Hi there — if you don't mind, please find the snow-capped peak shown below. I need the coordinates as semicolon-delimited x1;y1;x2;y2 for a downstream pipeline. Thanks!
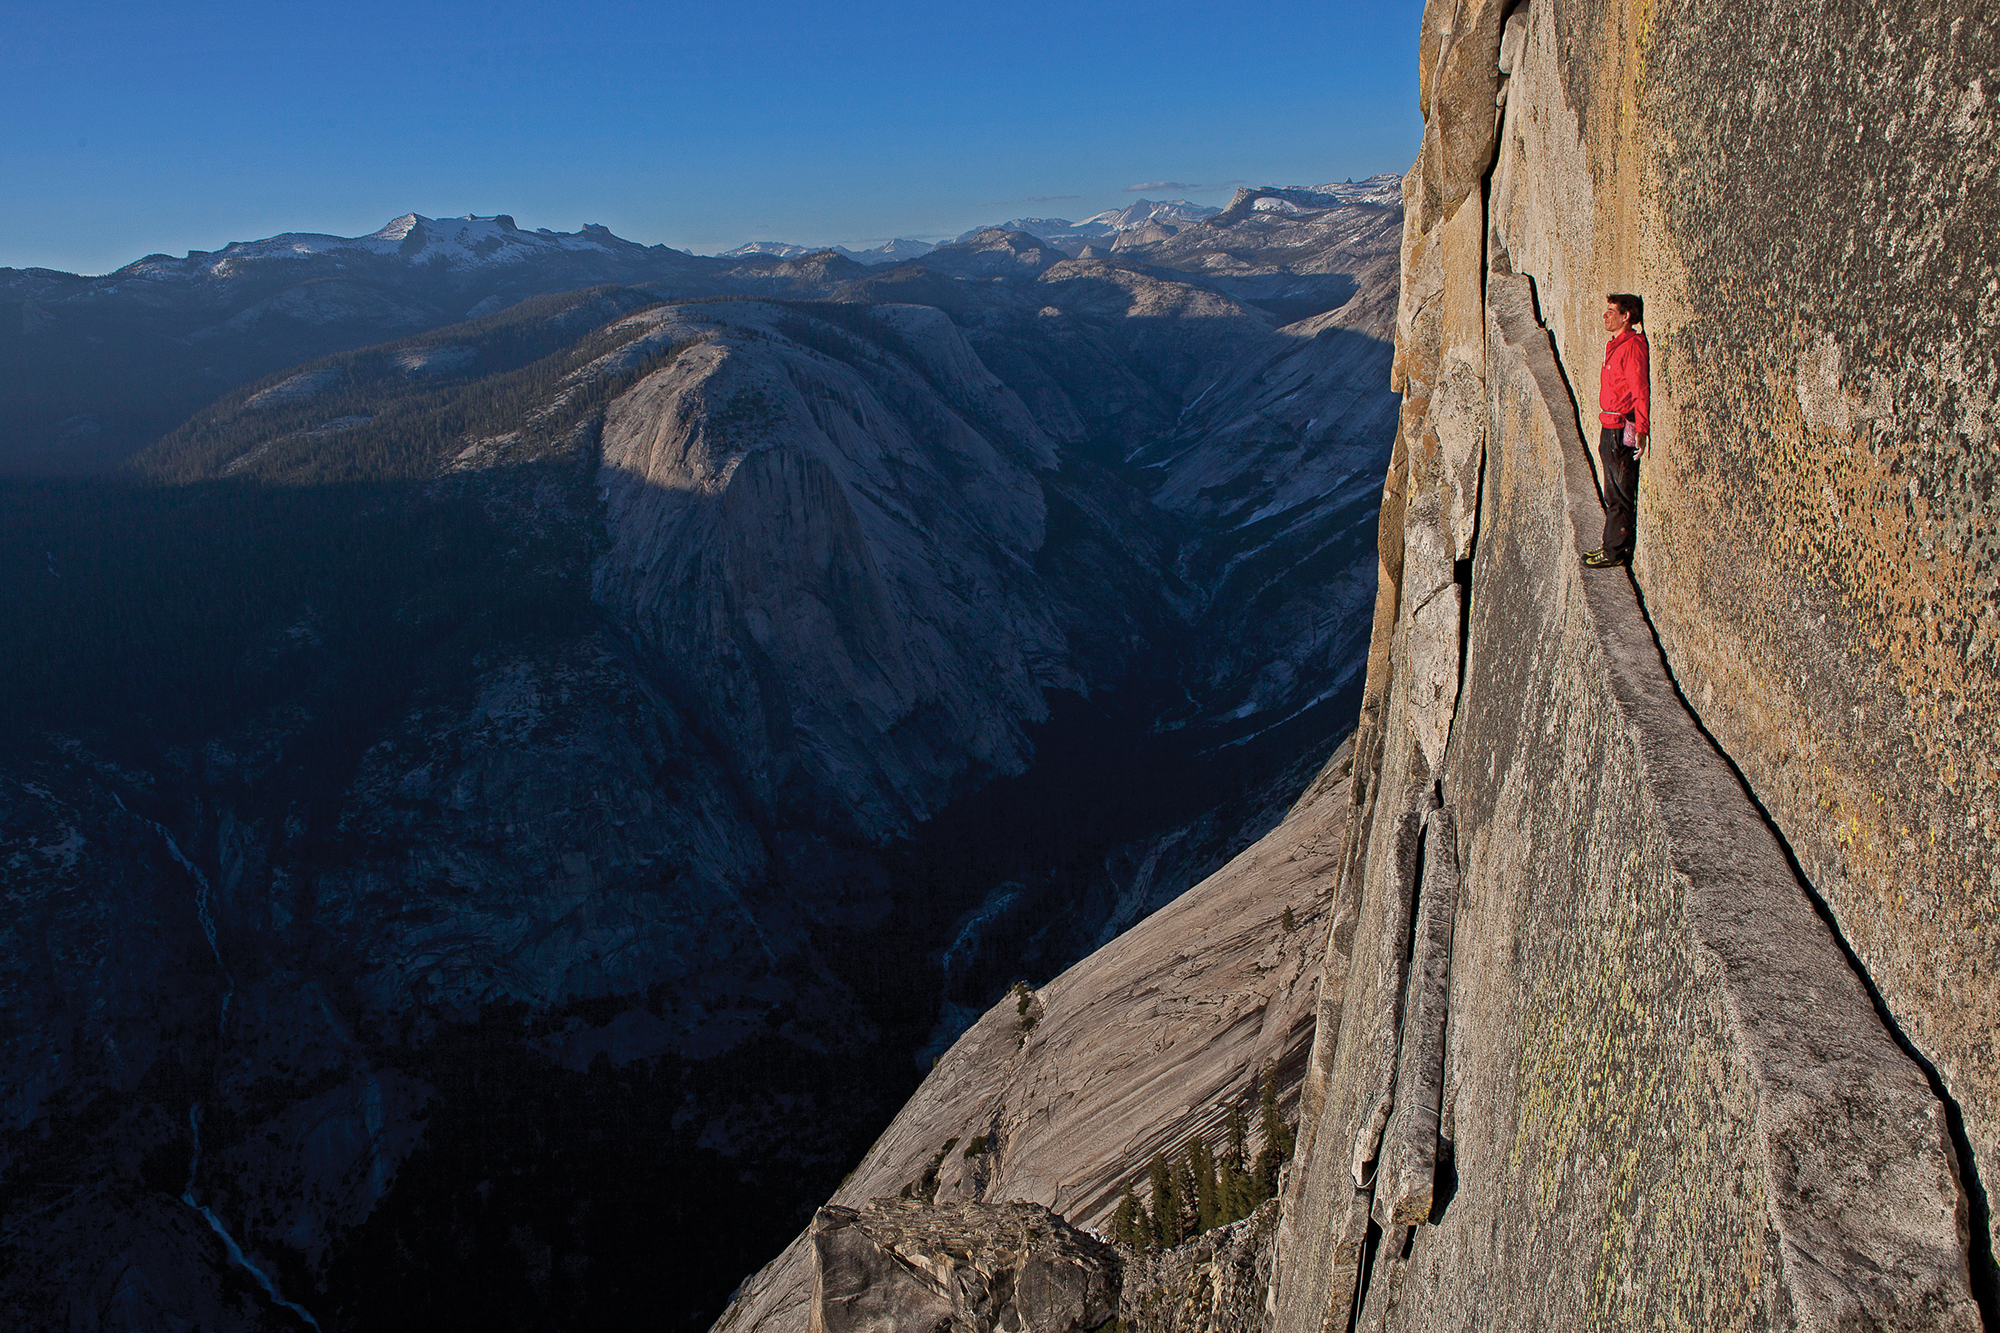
1303;174;1404;206
720;237;937;266
347;213;611;265
366;213;424;243
109;214;661;281
1077;199;1221;231
722;241;818;260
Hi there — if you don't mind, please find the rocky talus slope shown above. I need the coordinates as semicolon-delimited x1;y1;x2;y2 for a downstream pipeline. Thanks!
1115;1202;1279;1333
1263;0;1997;1328
804;1197;1280;1333
809;1200;1118;1333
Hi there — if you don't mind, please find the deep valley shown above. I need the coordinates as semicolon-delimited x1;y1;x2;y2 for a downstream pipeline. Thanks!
1;185;1401;1330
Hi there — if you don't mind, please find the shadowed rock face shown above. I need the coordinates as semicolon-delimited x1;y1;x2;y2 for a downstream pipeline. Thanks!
2;195;1401;1331
593;301;1079;842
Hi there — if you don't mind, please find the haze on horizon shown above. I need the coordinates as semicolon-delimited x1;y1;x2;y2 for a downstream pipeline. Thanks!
3;0;1424;277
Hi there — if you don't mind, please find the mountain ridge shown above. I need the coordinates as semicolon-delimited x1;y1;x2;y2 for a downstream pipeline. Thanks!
2;183;1407;1330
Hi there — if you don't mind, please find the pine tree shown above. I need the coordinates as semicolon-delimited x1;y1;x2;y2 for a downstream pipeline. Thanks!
1164;1150;1193;1247
1251;1144;1278;1204
1218;1100;1251;1223
1216;1159;1243;1227
1114;1182;1143;1248
1148;1152;1175;1248
1251;1060;1293;1203
1191;1136;1219;1233
1258;1062;1281;1151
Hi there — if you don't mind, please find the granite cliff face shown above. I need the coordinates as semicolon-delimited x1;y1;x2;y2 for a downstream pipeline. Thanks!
1266;0;1998;1328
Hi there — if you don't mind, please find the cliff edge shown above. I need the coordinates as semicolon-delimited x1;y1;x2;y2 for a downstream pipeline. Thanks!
1271;0;1996;1328
715;746;1353;1333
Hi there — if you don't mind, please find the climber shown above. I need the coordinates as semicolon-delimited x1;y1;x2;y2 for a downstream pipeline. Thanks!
1583;292;1649;569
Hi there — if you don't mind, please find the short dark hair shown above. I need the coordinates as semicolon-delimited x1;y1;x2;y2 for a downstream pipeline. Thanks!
1606;292;1644;327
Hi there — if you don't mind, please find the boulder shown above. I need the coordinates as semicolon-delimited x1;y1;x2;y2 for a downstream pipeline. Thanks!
810;1200;1118;1333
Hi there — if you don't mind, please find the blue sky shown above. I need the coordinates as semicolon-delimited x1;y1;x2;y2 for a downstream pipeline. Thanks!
2;0;1425;276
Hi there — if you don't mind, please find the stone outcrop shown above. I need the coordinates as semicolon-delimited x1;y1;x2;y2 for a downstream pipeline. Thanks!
1270;0;1997;1328
806;1197;1279;1333
1119;1202;1279;1333
810;1200;1117;1333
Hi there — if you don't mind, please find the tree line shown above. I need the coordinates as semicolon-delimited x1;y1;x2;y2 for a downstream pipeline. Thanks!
1110;1063;1296;1250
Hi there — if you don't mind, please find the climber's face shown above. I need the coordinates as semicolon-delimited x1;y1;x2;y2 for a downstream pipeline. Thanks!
1603;302;1632;334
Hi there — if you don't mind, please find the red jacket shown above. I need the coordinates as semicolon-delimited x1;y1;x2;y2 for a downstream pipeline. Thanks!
1599;329;1650;435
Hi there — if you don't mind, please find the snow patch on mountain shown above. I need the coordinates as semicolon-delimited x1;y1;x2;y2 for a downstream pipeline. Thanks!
1306;174;1403;205
721;238;936;266
1076;198;1221;231
944;200;1220;253
850;238;936;264
722;241;819;260
710;183;1397;268
1211;176;1405;226
115;214;671;281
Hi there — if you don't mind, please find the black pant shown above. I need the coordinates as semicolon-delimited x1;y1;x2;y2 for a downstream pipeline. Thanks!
1598;426;1639;556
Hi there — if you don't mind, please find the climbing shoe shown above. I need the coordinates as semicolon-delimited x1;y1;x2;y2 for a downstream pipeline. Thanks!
1582;548;1627;568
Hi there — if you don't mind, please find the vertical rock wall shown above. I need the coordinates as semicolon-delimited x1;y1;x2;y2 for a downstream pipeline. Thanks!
1275;0;1996;1327
1491;0;2000;1233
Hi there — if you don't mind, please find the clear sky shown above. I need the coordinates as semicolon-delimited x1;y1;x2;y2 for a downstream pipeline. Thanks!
2;0;1426;276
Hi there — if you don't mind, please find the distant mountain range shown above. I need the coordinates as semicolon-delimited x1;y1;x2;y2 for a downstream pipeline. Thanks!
715;177;1401;265
152;211;662;274
721;236;941;265
1;176;1402;475
717;200;1219;266
2;218;831;473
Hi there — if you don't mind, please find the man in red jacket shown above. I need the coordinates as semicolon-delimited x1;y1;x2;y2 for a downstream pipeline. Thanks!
1584;292;1649;568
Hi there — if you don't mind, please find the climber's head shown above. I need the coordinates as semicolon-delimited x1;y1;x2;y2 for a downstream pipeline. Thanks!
1603;293;1644;334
